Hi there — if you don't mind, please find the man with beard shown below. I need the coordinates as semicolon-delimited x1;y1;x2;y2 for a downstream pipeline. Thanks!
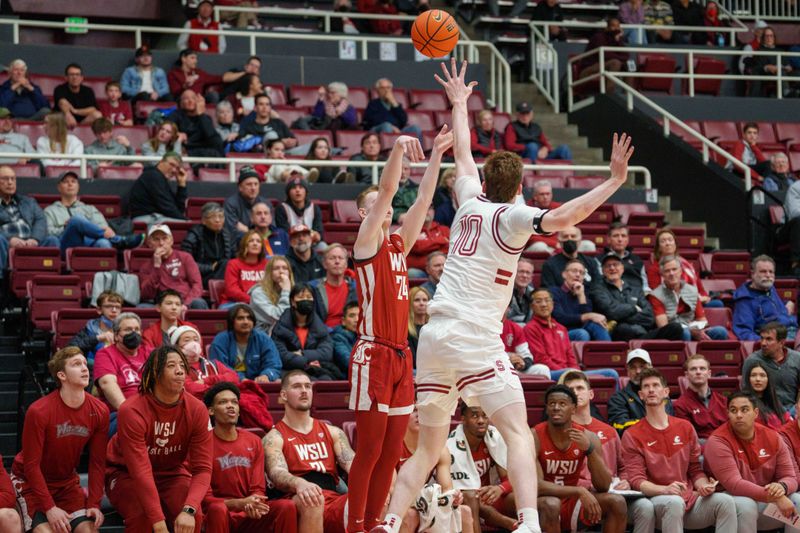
608;349;674;434
275;177;325;249
733;255;798;340
286;224;325;283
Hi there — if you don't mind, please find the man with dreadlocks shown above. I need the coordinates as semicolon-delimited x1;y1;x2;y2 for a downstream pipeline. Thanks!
105;345;213;533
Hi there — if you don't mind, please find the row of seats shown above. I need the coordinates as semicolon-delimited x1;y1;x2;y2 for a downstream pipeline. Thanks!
670;120;800;152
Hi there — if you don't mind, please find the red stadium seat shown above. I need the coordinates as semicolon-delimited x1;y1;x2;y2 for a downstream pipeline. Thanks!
44;165;93;179
627;340;688;368
273;106;310;127
627;226;656;249
578;224;608;248
790;152;800;173
588;376;616;405
81;195;122;219
775;122;800;150
121;307;160;330
467;91;486;112
292;129;333;148
701;121;740;144
521;379;554;407
134;101;175;120
124;247;155;275
410;89;448;111
28;73;63;98
522;175;566;190
693;340;742;369
335;130;369;155
185;310;228;345
71;125;96;147
289;85;320;108
671;227;705;252
8;247;61;298
66;247;118;288
30;194;60;210
613;204;664;228
186;197;225;220
14;121;45;147
8;163;41;178
492;112;511;134
51;308;99;350
581;342;628;369
637;54;677;94
774;278;799;304
265;84;287;106
311;380;350;409
566;176;603;188
581;204;614;225
347;86;370;110
82;76;113;98
684;56;726;96
678;375;740;395
406;110;436;132
700;279;736;304
27;275;82;330
208;279;225;307
197;168;232;183
332;199;360;223
433;110;474;129
95;166;141;180
323;223;359;247
710;251;750;285
534;160;573;177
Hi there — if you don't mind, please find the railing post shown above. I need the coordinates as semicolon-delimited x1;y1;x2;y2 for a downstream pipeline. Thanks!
250;34;256;56
599;48;606;94
12;21;18;44
777;55;783;99
324;15;330;33
688;50;695;97
744;166;752;190
626;85;633;111
79;158;87;179
135;29;142;48
567;58;574;112
553;51;560;113
663;116;670;137
702;143;709;163
372;164;379;185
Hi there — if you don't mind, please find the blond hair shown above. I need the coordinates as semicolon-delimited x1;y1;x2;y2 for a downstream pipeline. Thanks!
407;286;431;338
45;112;69;153
258;255;294;304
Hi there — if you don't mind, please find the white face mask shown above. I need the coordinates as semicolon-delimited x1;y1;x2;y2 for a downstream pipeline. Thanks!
182;340;202;359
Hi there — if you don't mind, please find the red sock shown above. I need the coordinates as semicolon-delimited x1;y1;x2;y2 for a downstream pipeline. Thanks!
363;414;409;529
347;409;389;532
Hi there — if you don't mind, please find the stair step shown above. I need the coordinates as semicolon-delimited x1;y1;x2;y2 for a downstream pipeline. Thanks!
0;353;24;371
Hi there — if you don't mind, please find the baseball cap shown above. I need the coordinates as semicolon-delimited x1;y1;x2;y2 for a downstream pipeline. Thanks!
135;45;151;58
0;108;12;119
289;224;311;237
755;19;768;29
626;348;652;365
238;165;261;184
600;252;623;265
516;102;533;113
57;170;79;182
147;224;172;238
285;176;309;194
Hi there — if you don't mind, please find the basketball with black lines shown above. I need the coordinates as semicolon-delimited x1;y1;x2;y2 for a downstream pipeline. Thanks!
411;9;459;58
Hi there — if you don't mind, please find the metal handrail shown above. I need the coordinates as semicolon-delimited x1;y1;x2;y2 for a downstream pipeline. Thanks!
530;19;750;44
529;23;560;112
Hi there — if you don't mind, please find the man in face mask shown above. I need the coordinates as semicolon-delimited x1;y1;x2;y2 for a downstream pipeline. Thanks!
540;226;603;289
93;312;155;435
285;224;325;283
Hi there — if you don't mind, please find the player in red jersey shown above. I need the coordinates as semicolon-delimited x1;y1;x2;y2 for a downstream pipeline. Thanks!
0;465;21;530
11;346;109;533
533;385;627;533
347;126;453;533
106;345;213;533
263;370;355;533
202;381;297;533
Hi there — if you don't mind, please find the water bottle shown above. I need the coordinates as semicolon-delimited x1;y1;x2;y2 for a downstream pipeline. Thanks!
717;34;725;47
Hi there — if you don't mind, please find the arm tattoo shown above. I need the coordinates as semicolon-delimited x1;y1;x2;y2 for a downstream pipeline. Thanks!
263;430;301;493
334;427;355;473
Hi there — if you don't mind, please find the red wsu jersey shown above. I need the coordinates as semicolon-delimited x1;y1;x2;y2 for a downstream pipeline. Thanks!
354;234;409;346
472;441;494;486
275;419;339;484
535;422;587;486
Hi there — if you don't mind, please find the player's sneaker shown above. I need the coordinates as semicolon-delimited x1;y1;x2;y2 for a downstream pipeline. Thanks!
368;525;391;533
512;523;542;533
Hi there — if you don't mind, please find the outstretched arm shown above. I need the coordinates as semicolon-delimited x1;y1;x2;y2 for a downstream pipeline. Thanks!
435;59;481;204
396;125;454;252
540;133;634;233
353;136;425;259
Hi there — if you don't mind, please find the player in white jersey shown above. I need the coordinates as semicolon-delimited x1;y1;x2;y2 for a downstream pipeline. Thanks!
371;59;634;533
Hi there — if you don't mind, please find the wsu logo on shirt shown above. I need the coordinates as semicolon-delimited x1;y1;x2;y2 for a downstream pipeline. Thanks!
56;421;90;439
150;420;182;456
294;441;329;473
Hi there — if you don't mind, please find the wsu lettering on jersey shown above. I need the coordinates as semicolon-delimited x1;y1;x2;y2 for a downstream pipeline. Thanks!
151;420;182;456
293;441;330;472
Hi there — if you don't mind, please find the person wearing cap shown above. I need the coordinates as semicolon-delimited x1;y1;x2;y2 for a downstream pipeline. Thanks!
171;89;224;158
139;224;208;309
250;201;289;258
0;107;35;164
608;348;674;434
503;102;572;162
168;49;243;102
0;59;50;121
44;170;142;253
120;45;171;105
224;166;268;237
275;176;325;247
128;152;189;224
181;202;236;287
53;63;102;128
602;221;648;291
286;224;325;283
177;0;226;54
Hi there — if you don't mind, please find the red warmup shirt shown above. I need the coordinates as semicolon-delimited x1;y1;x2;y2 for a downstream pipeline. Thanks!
354;235;409;347
93;343;152;409
705;421;798;501
12;391;109;513
324;281;350;328
407;222;450;271
222;257;267;304
396;440;413;472
576;417;621;485
673;388;728;440
185;358;240;400
621;416;704;510
501;319;527;353
523;316;578;371
98;100;133;125
167;67;223;98
106;392;213;524
142;319;197;350
471;441;495;486
0;466;14;509
275;418;339;489
778;420;800;478
208;430;266;502
535;422;587;486
140;249;204;304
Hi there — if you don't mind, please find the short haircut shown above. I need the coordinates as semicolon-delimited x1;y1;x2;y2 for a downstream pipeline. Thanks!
255;93;271;106
155;289;182;306
324;243;348;259
105;81;121;91
639;367;667;387
204;381;241;408
64;63;82;74
532;287;550;299
607;221;628;235
760;321;787;341
564;258;585;270
281;369;310;390
561;370;591;388
48;346;84;384
113;312;141;334
544;384;578;405
727;391;757;408
483;151;523;203
750;254;775;270
215;99;233;114
201;201;224;218
91;118;113;135
97;290;123;307
247;55;261;64
344;301;359;314
533;180;552;192
139;345;190;395
658;254;681;271
683;353;710;370
162;151;183;164
426;251;446;266
290;282;314;301
355;185;379;209
9;59;26;71
771;152;789;164
360;132;380;149
518;257;535;270
327;81;348;98
743;122;759;133
266;138;284;151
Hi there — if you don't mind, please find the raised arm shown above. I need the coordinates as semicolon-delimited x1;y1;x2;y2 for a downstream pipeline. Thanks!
541;133;634;233
396;125;454;252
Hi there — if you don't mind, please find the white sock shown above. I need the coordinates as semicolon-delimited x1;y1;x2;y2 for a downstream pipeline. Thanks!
384;513;402;533
518;507;541;532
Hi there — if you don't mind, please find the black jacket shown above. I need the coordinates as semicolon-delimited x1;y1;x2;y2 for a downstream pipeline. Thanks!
171;109;224;155
127;167;187;219
271;308;334;370
286;248;325;283
608;381;674;435
602;246;646;290
590;278;654;328
540;253;602;289
180;224;236;283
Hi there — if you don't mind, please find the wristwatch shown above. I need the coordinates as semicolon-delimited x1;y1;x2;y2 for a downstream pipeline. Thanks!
182;506;196;516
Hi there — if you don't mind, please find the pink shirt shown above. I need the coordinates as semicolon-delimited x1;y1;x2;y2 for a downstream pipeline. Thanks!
93;343;152;409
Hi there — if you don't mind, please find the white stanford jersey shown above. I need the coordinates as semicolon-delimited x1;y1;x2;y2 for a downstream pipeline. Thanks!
428;189;548;335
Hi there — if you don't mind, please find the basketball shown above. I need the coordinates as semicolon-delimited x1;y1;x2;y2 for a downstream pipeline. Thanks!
411;9;459;58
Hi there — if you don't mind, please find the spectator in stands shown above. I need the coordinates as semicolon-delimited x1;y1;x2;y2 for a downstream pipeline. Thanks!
764;152;796;193
331;0;361;33
504;102;572;161
169;49;245;102
304;137;344;183
523;287;619;381
364;78;421;138
779;395;800;463
142;289;197;348
85;117;138;170
0;59;50;120
503;308;550;376
525;180;561;253
140;224;208;309
470;110;504;158
747;27;793;97
310;243;356;328
531;0;566;42
0;107;35;164
412;228;449;291
703;2;726;46
733;255;797;340
306;82;358;132
550;258;612;341
11;346;108;533
741;321;800;414
68;290;123;362
782;181;800;277
286;224;325;282
508;257;535;324
332;301;359;371
237;94;297;153
672;354;727;440
647;255;729;341
742;361;791;429
0;165;59;277
98;81;133;126
54;63;102;127
391;158;419;224
591;253;683;341
175;328;240;402
44;170;141;252
647;228;716;306
275;176;324;247
604;221;648;290
358;0;403;34
105;345;213;532
225;166;266;237
172;89;224;158
128;152;188;223
407;286;430;365
578;18;630;93
209;303;282;382
120;45;171;106
250;201;289;258
643;0;674;43
222;57;263;100
178;0;226;54
347;132;386;184
256;139;312;183
221;230;267;307
672;0;706;44
250;255;293;334
141;121;183;163
540;226;601;288
730;122;771;178
738;20;767;76
271;283;336;378
619;0;647;44
36;112;84;168
433;168;457;226
181;202;235;287
705;391;800;532
619;368;737;531
214;100;239;151
608;348;674;434
225;74;262;121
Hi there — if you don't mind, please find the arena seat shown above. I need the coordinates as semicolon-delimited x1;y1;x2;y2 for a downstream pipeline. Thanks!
197;168;232;183
9;163;42;178
44;165;93;179
701;121;739;144
123;247;155;274
335;130;368;155
66;247;118;288
185;309;228;345
82;195;123;219
637;54;678;94
409;89;449;111
522;175;566;189
683;56;726;96
208;279;225;307
121;307;160;330
700;279;736;304
28;73;63;98
613;204;664;228
627;226;656;249
671;227;705;252
134;101;175;121
94;166;140;180
522;379;553;408
51;308;99;350
342;420;356;450
9;247;61;298
347;86;370;110
580;342;628;370
693;340;742;375
265;84;287;106
534;160;573;177
14;121;46;147
27;275;82;330
709;251;750;285
292;129;333;148
581;203;614;225
467;91;486;112
775;122;800;150
289;84;321;107
628;340;688;369
566;175;603;189
273;106;309;127
433;110;474;129
578;224;608;248
186;197;225;220
790;152;800;172
587;376;616;405
406;110;436;132
774;278;799;304
492;112;512;133
332;199;360;222
311;380;350;409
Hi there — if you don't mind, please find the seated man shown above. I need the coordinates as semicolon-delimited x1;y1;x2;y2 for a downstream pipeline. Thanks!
741;321;800;415
53;63;102;127
120;45;171;106
730;122;771;179
286;225;325;283
391;159;418;224
0;107;35;164
225;166;268;237
250;201;289;258
533;385;627;533
503;102;572;161
550;259;612;341
672;354;727;441
608;349;674;434
106;345;213;532
705;391;800;531
310;244;356;329
0;59;49;120
577;18;629;91
620;368;737;533
525;181;561;253
139;224;208;309
275;177;325;248
142;289;198;348
603;222;648;290
97;81;133;126
11;346;108;533
470;110;504;158
540;226;601;288
502;310;550;376
181;202;236;287
507;258;535;325
84;117;137;170
763;152;796;193
263;370;353;533
408;209;449;281
733;254;797;340
331;302;359;372
67;290;123;363
128;152;189;224
363;77;421;139
202;382;298;532
171;89;224;158
44;170;141;253
0;466;20;531
419;250;446;297
237;94;297;154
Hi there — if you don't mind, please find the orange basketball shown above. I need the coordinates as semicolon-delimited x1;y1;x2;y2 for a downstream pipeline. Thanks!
411;9;459;58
